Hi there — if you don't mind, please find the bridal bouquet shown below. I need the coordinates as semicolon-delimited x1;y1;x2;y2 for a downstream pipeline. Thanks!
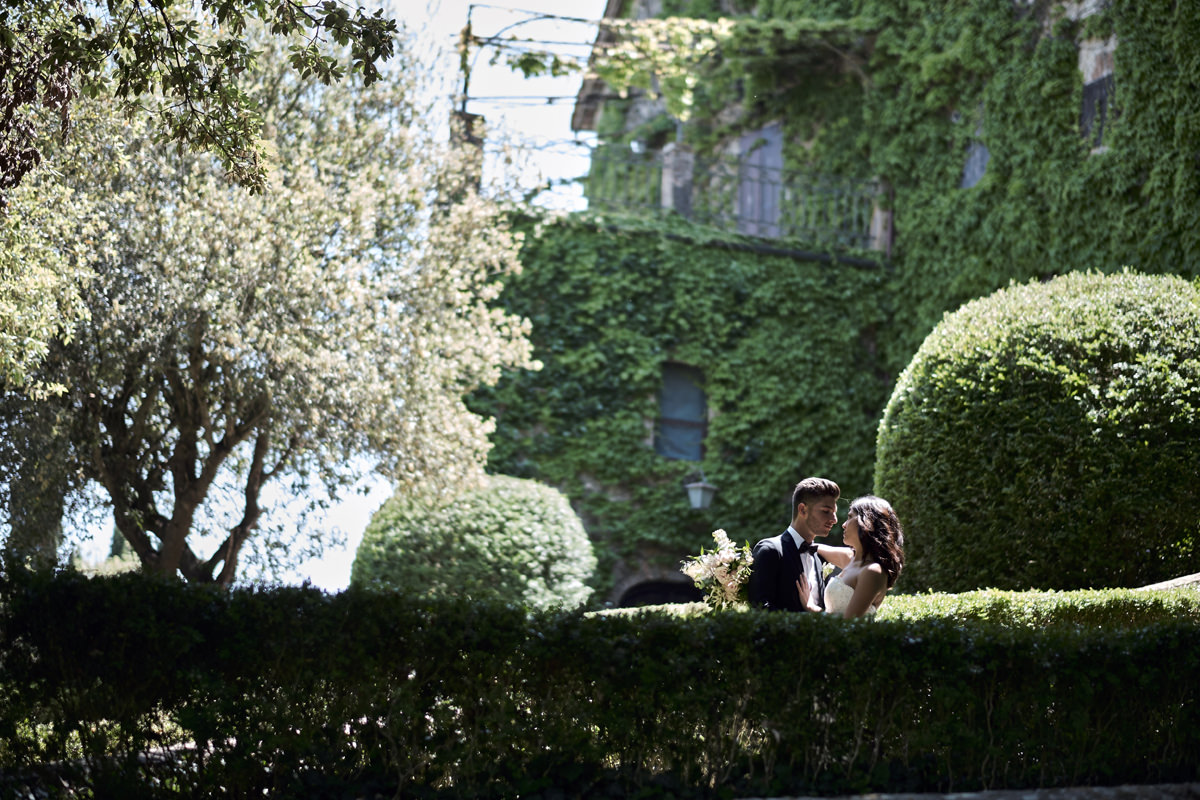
680;529;754;610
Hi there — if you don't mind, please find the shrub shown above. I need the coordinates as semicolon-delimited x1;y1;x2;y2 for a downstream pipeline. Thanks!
350;474;596;611
875;271;1200;592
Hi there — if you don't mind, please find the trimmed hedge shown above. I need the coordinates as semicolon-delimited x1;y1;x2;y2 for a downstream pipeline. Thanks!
877;587;1200;628
875;271;1200;593
2;570;1199;798
350;474;596;612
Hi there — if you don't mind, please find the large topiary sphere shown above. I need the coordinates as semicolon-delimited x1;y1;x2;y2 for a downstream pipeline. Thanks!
351;474;596;611
875;271;1200;592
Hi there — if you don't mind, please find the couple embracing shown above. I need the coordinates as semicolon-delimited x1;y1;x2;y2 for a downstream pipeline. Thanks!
747;477;905;618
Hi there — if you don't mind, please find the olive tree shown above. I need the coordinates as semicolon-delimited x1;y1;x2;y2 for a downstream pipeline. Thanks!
0;0;396;200
0;32;534;585
0;0;397;394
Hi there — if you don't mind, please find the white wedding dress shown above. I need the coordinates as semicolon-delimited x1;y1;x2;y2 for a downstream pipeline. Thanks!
823;575;877;618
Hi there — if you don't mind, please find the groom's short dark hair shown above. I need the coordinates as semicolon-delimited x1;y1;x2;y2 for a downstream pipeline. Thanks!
792;477;840;518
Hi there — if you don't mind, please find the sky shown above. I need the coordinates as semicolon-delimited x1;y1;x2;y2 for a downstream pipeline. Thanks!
414;0;609;210
70;0;609;592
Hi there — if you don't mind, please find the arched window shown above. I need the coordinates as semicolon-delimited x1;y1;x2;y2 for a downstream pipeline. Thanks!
654;363;706;461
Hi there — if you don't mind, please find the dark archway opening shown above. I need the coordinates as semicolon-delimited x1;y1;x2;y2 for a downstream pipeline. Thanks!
618;580;703;608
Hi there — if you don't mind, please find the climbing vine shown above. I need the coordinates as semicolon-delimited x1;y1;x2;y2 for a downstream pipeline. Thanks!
580;0;1200;355
470;213;890;594
482;0;1200;597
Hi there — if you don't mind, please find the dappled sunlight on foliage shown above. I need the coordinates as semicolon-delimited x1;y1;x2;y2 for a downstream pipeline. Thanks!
0;30;533;585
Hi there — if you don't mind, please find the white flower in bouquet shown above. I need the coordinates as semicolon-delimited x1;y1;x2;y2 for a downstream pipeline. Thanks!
680;529;754;610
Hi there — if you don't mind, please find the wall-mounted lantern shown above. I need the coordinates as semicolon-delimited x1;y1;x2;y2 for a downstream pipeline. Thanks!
685;477;717;509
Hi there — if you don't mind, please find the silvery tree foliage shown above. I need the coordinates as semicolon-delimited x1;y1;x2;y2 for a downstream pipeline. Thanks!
0;30;534;585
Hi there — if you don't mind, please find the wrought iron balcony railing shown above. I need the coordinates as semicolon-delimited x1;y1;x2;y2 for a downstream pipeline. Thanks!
582;147;884;252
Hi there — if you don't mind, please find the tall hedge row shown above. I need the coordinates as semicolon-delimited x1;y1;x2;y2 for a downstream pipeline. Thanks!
2;571;1199;798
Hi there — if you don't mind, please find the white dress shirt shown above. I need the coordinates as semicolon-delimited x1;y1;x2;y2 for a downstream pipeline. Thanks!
786;525;820;609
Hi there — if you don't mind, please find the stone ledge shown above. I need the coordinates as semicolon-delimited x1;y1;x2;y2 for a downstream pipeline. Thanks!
1138;572;1200;591
739;781;1200;800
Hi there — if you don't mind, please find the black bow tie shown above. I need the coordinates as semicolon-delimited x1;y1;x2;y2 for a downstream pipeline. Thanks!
797;540;817;555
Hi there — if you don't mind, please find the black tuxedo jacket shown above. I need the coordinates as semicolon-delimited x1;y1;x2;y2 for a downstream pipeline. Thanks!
747;530;825;612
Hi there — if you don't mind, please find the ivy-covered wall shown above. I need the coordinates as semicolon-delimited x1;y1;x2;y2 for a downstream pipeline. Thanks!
476;0;1200;601
646;0;1200;357
471;215;890;599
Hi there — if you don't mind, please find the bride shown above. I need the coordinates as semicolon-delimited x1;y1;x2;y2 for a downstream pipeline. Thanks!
799;495;905;618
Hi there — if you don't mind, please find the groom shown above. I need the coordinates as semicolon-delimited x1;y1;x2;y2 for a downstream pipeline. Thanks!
747;477;840;612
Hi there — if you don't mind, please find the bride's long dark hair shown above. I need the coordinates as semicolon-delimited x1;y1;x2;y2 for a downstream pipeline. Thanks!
848;495;905;588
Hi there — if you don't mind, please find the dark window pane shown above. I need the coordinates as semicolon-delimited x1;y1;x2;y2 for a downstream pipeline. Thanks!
1081;74;1115;147
656;420;705;460
960;141;990;188
655;364;706;460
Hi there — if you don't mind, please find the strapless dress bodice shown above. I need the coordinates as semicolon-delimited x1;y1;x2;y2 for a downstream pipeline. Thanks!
823;575;877;617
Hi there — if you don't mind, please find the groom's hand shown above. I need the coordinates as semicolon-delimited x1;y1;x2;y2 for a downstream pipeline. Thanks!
796;575;821;613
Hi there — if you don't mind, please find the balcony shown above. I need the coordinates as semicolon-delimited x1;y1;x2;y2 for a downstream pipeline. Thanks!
582;145;889;253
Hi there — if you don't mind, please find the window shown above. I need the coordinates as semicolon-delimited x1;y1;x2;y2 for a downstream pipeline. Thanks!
960;140;990;188
654;363;706;461
737;122;784;238
1081;73;1115;148
956;106;989;189
1078;34;1117;149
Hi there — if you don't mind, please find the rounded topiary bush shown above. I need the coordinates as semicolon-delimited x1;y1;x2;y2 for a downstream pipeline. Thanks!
351;474;596;611
875;271;1200;593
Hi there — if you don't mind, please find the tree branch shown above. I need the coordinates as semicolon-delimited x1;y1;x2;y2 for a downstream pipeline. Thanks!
208;423;273;587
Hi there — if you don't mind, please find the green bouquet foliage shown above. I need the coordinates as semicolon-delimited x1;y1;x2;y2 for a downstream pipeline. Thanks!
351;474;596;611
875;271;1200;592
